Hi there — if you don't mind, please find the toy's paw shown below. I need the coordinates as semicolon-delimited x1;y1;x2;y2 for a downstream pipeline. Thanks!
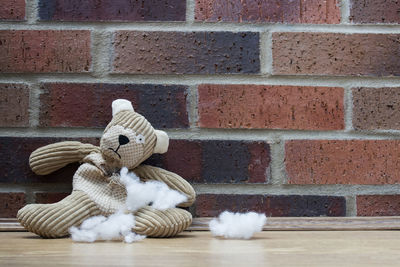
17;191;102;238
134;207;192;237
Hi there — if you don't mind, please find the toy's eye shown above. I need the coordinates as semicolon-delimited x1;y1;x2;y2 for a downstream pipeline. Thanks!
135;134;145;144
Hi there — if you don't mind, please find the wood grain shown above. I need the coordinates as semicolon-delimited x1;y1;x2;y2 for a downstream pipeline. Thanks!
3;217;400;232
1;231;400;266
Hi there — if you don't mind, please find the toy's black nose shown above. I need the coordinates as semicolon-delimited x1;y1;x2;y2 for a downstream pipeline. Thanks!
119;135;130;146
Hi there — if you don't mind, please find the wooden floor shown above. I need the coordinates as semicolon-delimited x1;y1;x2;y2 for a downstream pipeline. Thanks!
1;231;400;266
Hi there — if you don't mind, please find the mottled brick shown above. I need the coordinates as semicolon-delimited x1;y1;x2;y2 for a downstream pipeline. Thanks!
39;83;189;129
0;30;91;73
35;192;71;204
353;87;400;130
273;33;400;76
113;31;260;74
0;137;99;183
0;0;25;20
286;140;400;184
357;195;400;216
350;0;400;24
198;84;344;130
0;83;29;127
195;194;346;217
0;193;25;217
145;139;271;183
39;0;185;21
196;0;340;24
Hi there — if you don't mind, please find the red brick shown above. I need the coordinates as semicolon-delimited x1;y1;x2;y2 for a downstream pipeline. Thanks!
273;33;400;76
0;83;29;127
352;87;400;130
38;0;185;21
0;193;25;217
35;192;71;204
195;0;340;24
357;195;400;216
198;84;344;130
144;139;271;183
0;30;91;73
39;83;189;128
195;194;345;217
350;0;400;24
0;0;25;20
286;140;400;185
112;31;260;74
0;137;99;183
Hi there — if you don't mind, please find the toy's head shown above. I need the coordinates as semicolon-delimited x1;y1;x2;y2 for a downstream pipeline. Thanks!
100;99;169;169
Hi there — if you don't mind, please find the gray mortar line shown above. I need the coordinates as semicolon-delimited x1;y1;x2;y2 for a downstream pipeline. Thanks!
340;0;351;24
91;28;113;78
344;86;354;132
345;196;357;216
192;184;400;196
5;128;400;140
2;21;400;33
28;81;42;128
1;74;400;88
269;140;287;185
26;0;38;24
186;0;195;23
187;85;199;128
259;30;270;75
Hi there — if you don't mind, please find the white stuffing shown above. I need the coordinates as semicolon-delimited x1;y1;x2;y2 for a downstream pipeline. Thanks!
69;167;187;243
119;167;187;211
209;211;267;239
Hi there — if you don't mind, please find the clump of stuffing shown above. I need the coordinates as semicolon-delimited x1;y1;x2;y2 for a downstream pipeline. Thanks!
119;167;187;211
209;211;267;239
69;167;187;243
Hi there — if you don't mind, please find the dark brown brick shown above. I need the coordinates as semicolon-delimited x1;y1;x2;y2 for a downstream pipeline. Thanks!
35;192;71;204
350;0;400;24
0;30;91;73
39;0;185;21
112;31;260;74
0;83;29;127
198;84;344;130
145;139;271;183
195;194;346;217
0;193;25;217
273;33;400;76
353;87;400;130
357;195;400;216
39;83;189;129
285;140;400;185
196;0;340;24
0;137;99;184
0;0;25;20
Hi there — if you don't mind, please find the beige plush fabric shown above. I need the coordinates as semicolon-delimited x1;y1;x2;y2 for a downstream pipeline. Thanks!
17;101;196;238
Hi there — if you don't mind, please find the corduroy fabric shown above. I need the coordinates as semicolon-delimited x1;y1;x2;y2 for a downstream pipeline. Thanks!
17;191;102;238
133;206;192;237
29;141;100;175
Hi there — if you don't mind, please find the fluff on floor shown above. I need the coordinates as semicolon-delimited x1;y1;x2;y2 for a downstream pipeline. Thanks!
209;211;267;239
69;167;187;243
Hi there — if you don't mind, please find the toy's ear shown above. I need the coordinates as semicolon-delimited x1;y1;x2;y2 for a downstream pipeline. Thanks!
112;99;134;117
154;130;169;154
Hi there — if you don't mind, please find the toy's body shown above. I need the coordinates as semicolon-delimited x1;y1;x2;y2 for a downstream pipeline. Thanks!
17;99;195;238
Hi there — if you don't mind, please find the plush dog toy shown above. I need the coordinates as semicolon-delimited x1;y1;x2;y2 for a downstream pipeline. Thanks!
17;99;195;238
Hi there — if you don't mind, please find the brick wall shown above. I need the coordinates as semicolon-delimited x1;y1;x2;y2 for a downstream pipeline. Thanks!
1;0;400;218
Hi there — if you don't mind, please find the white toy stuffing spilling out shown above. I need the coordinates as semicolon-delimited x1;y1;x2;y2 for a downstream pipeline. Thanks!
209;211;267;239
69;167;188;243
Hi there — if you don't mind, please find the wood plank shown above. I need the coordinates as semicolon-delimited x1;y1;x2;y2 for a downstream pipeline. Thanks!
2;231;400;266
3;216;400;232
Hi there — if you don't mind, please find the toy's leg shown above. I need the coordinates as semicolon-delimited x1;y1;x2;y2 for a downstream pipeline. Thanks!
133;206;192;237
17;191;102;238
